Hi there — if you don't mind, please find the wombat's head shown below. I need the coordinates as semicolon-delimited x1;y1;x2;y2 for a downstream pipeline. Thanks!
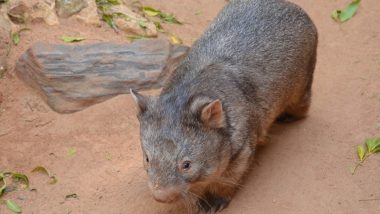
131;90;231;203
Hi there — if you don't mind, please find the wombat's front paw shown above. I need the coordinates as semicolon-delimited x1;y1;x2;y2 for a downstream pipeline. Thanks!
276;112;300;123
197;194;230;213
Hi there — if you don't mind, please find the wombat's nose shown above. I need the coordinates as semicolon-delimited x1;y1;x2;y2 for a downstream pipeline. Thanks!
152;187;180;203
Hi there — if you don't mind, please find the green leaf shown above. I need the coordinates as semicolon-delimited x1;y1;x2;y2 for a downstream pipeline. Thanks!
142;6;160;17
169;34;182;45
357;144;366;161
366;138;380;153
126;35;148;41
6;200;22;213
160;13;182;24
372;138;380;153
11;28;31;46
11;173;29;188
12;28;31;46
113;12;129;20
62;36;85;43
154;21;165;33
0;176;6;197
95;0;119;6
12;33;20;46
106;0;119;4
138;20;147;29
331;0;361;22
67;148;77;156
102;14;117;30
31;166;57;185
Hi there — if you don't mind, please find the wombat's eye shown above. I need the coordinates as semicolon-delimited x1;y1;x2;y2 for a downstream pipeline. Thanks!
145;156;149;163
181;161;192;171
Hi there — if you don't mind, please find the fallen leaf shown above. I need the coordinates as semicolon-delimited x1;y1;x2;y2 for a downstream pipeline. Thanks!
11;28;31;46
65;193;78;199
103;14;118;30
67;148;77;156
62;36;85;43
95;0;120;6
11;173;29;188
160;13;182;24
31;166;49;175
0;175;6;197
12;33;20;46
142;6;160;17
357;144;366;161
138;20;147;29
194;10;202;16
31;166;57;185
366;138;380;153
169;34;182;45
6;200;22;213
371;138;380;153
106;0;119;4
49;176;58;185
105;152;112;160
154;21;165;33
126;35;148;41
331;0;361;22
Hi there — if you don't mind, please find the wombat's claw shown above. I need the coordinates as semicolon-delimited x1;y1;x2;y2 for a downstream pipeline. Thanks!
197;195;230;213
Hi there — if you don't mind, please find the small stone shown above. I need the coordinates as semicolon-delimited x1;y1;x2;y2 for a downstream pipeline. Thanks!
30;0;59;25
7;0;29;24
74;0;101;26
55;0;88;18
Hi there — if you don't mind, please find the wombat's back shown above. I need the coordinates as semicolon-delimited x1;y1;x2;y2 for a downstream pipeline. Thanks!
165;0;317;99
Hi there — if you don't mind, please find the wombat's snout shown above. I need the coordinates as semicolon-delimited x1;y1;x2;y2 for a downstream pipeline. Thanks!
149;183;181;203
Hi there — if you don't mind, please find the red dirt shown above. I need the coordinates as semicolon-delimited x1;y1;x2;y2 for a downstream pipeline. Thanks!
1;0;380;213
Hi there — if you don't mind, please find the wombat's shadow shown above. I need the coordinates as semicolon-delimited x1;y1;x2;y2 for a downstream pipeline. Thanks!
255;119;308;161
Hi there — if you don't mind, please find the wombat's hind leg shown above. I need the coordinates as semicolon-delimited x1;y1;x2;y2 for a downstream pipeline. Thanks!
276;90;311;123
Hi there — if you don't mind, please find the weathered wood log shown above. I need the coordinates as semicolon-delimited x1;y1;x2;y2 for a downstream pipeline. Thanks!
16;39;189;113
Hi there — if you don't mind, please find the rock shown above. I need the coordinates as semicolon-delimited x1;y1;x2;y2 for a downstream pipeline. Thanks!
74;0;101;26
30;0;59;25
16;39;189;113
55;0;88;18
0;12;11;77
7;0;29;24
6;0;59;25
108;4;157;36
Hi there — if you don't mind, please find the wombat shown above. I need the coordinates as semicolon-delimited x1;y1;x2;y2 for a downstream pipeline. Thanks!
131;0;317;212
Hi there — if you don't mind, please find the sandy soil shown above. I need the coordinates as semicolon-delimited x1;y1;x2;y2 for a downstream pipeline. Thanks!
1;0;380;213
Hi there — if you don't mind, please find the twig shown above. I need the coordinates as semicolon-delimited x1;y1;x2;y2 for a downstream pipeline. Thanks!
26;101;34;112
358;198;380;202
35;120;53;127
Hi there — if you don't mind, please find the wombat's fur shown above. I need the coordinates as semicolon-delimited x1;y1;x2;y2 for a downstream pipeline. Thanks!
131;0;317;212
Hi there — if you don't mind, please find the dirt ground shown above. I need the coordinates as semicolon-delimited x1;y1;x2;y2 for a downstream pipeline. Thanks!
1;0;380;213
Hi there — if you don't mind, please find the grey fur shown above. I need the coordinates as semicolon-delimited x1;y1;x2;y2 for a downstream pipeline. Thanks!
132;0;317;212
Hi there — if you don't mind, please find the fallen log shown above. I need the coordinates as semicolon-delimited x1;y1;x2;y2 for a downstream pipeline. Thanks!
16;39;189;113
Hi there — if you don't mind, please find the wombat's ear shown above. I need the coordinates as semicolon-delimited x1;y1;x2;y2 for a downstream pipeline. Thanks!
130;89;148;114
191;98;225;128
